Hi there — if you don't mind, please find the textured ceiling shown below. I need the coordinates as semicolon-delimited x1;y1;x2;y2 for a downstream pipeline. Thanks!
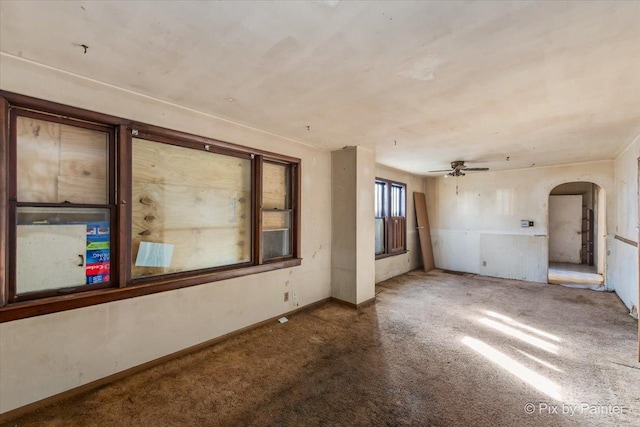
1;0;639;175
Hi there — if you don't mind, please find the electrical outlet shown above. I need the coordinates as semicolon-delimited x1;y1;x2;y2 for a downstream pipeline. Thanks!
292;291;297;300
284;292;289;302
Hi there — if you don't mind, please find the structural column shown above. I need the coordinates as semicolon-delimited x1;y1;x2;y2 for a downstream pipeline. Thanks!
331;146;376;306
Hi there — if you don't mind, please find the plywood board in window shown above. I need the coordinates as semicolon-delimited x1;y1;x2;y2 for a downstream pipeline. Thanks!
263;211;289;230
132;226;250;278
16;117;61;202
263;162;287;209
132;183;250;230
17;116;108;204
59;125;108;180
133;138;250;190
58;176;107;205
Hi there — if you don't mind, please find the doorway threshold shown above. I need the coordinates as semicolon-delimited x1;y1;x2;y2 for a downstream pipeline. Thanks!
548;262;604;286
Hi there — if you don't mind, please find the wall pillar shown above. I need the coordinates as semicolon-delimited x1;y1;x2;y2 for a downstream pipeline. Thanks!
331;146;376;306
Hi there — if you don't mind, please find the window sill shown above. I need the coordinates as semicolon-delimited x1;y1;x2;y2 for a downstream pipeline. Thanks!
375;250;409;260
0;258;302;323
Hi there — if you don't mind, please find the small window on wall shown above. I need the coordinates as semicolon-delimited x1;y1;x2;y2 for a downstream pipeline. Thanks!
262;161;293;261
375;178;406;258
11;112;115;299
375;180;386;255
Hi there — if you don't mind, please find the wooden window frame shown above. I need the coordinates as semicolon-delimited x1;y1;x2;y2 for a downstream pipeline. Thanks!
260;159;297;263
0;91;302;322
9;109;117;303
375;178;407;260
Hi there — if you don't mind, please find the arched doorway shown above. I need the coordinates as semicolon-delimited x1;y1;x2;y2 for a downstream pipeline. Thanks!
548;182;606;287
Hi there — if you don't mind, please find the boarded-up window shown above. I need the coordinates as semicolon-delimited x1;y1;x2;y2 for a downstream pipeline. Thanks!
16;116;108;204
262;162;292;260
2;92;302;317
131;138;251;278
14;115;112;295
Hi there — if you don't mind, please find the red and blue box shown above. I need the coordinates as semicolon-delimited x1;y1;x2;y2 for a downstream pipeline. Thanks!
86;222;110;284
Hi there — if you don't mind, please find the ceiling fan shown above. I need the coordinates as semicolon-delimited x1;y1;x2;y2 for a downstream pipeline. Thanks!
430;160;489;177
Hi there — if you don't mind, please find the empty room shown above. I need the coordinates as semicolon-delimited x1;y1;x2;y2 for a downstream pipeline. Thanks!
0;1;638;426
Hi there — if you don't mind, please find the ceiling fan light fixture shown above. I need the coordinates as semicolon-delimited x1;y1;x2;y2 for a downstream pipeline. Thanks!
429;160;490;176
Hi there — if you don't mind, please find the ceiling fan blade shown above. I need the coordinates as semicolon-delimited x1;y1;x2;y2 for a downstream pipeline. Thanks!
464;168;490;171
429;169;453;173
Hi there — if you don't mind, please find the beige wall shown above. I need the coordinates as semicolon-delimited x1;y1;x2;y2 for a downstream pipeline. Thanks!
374;164;424;283
0;55;332;413
356;148;376;303
331;148;357;303
425;161;615;284
331;147;376;305
611;136;639;313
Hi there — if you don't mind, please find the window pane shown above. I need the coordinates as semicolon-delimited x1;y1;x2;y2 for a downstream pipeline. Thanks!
263;162;290;209
16;116;108;204
132;138;251;278
262;161;293;260
16;207;111;294
375;181;385;217
391;184;404;217
375;218;385;254
263;211;291;260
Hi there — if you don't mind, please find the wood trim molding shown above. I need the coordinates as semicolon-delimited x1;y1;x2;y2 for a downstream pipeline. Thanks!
375;250;409;260
0;92;304;322
0;98;8;306
130;122;301;164
0;296;330;423
356;296;377;309
117;125;132;288
0;259;302;323
330;296;376;309
0;91;126;126
614;234;638;247
294;162;302;258
254;156;264;265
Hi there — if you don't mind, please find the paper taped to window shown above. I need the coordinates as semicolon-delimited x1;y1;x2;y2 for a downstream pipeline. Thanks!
135;241;174;267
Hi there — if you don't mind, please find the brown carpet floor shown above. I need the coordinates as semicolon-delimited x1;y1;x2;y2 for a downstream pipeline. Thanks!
3;269;639;426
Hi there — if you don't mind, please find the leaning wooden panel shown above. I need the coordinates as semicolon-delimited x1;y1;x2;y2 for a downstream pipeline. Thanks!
414;192;435;272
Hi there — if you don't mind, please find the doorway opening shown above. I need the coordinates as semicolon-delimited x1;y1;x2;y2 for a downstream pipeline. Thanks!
548;182;605;287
